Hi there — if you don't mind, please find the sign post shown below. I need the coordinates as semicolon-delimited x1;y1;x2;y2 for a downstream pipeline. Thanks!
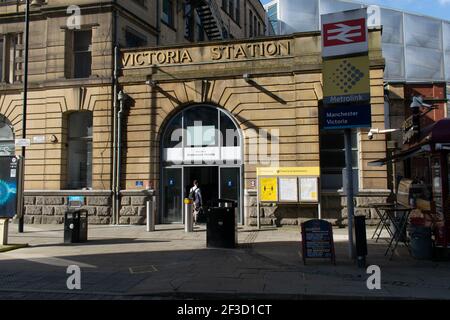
321;8;371;261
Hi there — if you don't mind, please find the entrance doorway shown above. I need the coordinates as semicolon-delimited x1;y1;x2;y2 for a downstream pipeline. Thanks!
161;166;241;224
160;104;243;225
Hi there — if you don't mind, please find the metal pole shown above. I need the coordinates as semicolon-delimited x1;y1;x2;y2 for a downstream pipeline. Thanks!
344;129;355;260
146;200;155;232
256;177;260;229
184;200;193;233
19;0;30;233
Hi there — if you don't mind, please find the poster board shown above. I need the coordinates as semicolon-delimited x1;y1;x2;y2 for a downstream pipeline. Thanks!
301;219;336;265
278;177;299;202
260;177;278;202
299;177;319;203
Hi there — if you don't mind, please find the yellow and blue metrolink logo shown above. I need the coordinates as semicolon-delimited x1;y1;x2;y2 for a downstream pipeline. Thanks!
323;55;370;104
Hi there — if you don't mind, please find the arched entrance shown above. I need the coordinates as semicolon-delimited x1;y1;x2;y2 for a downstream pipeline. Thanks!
0;115;14;156
160;104;243;224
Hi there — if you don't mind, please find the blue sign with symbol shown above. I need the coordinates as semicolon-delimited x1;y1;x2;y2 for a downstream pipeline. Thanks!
169;179;174;186
320;104;371;130
136;181;144;187
227;180;233;187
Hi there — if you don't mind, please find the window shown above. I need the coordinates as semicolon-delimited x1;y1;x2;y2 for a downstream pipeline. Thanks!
125;28;147;48
132;0;146;7
253;16;257;37
228;0;234;20
67;112;93;189
235;0;240;24
184;3;195;41
0;114;14;156
162;105;241;165
162;0;175;27
320;130;359;190
267;3;278;33
0;33;24;83
249;10;253;38
66;29;92;79
196;23;205;42
222;0;228;12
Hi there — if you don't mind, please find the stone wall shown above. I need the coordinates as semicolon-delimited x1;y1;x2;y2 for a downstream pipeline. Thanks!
245;190;390;227
23;193;113;225
119;191;154;225
22;191;156;225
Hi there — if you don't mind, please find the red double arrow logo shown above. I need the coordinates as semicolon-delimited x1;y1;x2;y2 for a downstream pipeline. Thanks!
323;18;366;46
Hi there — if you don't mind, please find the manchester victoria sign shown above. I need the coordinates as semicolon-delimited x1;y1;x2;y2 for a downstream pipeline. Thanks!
122;40;292;69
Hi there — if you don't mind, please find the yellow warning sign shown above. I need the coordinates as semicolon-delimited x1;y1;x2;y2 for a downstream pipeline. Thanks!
323;55;370;104
260;177;278;202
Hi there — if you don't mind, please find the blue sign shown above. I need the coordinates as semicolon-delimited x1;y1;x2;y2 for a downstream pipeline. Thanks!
68;196;85;207
320;104;371;130
227;180;233;187
136;181;144;187
169;179;174;186
0;157;18;218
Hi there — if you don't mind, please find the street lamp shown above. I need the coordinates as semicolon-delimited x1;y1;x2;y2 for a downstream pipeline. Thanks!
18;0;43;233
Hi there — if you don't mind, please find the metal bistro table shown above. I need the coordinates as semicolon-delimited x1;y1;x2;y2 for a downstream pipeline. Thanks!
370;203;396;242
378;204;413;260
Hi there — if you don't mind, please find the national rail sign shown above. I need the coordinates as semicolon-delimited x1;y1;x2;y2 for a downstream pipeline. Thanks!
322;55;370;105
321;9;369;58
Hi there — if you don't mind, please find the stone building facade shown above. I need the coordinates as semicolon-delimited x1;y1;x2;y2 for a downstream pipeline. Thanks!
0;1;390;227
0;0;267;226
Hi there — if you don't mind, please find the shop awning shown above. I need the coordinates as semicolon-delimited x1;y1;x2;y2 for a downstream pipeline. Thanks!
368;144;430;167
369;119;450;167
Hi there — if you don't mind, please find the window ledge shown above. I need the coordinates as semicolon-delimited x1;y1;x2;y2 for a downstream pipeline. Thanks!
24;190;113;196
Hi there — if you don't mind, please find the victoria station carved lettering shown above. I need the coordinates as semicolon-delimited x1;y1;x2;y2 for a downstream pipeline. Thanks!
122;40;291;68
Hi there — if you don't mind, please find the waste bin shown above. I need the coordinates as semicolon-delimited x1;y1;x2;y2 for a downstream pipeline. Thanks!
64;209;88;244
354;215;368;268
206;199;237;248
408;225;433;260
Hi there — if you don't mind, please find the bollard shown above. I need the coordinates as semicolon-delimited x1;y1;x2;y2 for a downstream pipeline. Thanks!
0;218;9;246
146;200;155;232
184;198;193;233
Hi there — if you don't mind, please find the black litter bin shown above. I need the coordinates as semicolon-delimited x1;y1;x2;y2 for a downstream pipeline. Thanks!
64;209;88;244
206;199;238;248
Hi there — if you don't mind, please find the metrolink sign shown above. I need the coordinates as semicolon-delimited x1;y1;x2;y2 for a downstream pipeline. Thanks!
122;40;292;69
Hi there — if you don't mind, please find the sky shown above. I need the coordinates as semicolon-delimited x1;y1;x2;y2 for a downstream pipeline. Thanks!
260;0;450;21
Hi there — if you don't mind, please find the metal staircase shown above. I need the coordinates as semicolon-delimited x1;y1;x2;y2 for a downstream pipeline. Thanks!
190;0;227;41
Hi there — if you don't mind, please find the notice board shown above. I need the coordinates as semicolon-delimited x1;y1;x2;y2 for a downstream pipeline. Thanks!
299;177;319;202
301;219;336;264
260;177;278;202
0;156;19;218
278;177;298;202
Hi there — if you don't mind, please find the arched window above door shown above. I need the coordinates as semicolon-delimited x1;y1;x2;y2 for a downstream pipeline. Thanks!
162;105;242;165
0;114;14;156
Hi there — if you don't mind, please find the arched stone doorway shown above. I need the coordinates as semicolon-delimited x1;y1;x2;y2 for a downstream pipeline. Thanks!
160;104;243;224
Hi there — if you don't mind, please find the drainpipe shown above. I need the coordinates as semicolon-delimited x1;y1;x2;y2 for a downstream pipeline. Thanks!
116;90;126;225
156;0;161;45
112;1;119;225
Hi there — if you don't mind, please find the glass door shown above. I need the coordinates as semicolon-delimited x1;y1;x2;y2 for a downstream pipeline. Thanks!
220;167;241;223
162;168;183;223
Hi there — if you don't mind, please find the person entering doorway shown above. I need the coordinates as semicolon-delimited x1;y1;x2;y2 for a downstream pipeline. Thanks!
189;180;203;225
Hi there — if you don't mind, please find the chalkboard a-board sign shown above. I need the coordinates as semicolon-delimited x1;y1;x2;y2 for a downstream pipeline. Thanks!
301;219;336;265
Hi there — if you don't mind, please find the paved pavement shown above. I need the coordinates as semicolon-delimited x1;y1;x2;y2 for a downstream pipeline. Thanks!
0;223;449;300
